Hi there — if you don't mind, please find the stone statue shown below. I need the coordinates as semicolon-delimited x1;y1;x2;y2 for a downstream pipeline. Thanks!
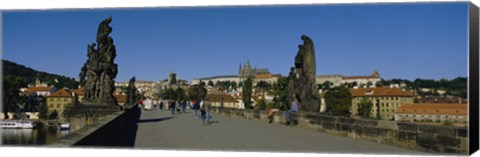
289;35;320;112
126;76;138;107
79;17;118;106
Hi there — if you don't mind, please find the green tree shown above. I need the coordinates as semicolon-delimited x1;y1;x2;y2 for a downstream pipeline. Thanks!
242;77;253;109
49;110;58;120
442;120;454;126
208;80;214;87
175;87;188;101
160;88;177;100
231;81;238;90
187;84;207;101
366;81;373;88
272;77;289;111
3;75;27;118
255;81;271;91
256;98;267;110
199;81;206;87
38;101;48;119
357;98;373;118
62;103;75;120
324;86;352;116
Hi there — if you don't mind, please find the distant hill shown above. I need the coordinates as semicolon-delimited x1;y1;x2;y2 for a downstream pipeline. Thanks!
2;59;79;89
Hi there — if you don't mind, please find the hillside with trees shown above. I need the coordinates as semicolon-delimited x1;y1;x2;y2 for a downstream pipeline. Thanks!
3;59;79;89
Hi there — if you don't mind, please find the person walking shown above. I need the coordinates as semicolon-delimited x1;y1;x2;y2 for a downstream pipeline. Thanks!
170;101;175;115
181;101;187;113
202;98;211;125
159;101;164;110
193;99;200;119
137;98;143;110
175;101;181;114
285;98;299;125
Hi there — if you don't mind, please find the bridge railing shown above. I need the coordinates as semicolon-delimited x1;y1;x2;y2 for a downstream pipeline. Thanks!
211;107;468;154
49;104;140;147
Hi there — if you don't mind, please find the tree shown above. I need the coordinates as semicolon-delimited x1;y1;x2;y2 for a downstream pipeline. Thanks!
175;87;188;101
366;81;373;88
199;81;206;87
160;88;176;100
272;77;289;111
255;81;271;91
357;98;373;118
49;110;58;120
317;81;333;90
62;103;75;120
187;84;207;101
3;75;27;119
208;80;214;87
242;77;253;109
231;81;238;90
256;98;267;110
324;86;352;116
38;101;48;119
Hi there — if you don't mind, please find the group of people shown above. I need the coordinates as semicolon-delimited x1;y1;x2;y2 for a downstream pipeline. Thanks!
267;98;299;125
136;97;212;125
165;100;188;115
190;99;211;125
137;96;299;126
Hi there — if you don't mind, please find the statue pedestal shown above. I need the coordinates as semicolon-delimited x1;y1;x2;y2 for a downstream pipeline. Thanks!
72;103;120;118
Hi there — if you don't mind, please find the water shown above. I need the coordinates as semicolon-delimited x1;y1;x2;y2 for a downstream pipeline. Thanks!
1;127;69;145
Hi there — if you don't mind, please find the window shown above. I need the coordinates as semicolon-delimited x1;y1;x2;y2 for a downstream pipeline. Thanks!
386;103;389;107
64;98;67;102
57;104;61;108
50;104;53;108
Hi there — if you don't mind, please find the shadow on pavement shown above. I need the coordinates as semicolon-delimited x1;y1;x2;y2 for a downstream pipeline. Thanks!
209;120;220;124
138;116;174;123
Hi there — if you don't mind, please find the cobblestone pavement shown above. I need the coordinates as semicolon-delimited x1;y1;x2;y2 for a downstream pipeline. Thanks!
134;109;425;155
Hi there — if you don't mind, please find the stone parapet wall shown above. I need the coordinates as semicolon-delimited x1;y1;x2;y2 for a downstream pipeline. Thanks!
211;107;468;154
50;105;140;147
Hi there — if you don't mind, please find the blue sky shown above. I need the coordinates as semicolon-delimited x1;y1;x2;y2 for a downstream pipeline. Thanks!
2;2;468;82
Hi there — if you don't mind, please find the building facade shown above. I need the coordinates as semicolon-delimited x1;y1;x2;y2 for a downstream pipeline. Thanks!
46;89;75;118
207;94;239;109
316;70;381;87
349;87;414;120
395;103;467;125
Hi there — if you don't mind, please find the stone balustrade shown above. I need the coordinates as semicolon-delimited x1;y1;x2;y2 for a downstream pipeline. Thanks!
210;107;468;154
49;104;140;147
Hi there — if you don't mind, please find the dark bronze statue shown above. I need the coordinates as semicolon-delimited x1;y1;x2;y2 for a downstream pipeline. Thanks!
79;17;118;106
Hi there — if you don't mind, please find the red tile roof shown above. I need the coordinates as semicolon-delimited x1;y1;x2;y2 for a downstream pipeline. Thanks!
24;86;51;95
207;94;238;103
49;89;72;97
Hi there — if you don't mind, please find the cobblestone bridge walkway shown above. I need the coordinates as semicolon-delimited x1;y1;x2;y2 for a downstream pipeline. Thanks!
134;109;424;154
